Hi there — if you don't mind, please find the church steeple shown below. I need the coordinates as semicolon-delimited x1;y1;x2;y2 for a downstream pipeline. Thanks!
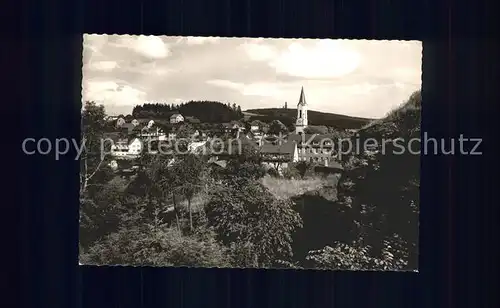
295;87;308;134
297;86;307;106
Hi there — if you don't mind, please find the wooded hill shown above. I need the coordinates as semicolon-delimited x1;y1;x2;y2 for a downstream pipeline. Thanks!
244;108;373;129
132;101;244;123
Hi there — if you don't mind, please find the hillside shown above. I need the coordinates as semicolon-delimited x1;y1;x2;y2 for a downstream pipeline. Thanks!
357;90;421;139
244;108;373;129
334;89;421;269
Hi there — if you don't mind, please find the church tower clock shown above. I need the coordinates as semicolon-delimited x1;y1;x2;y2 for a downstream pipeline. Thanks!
295;87;308;134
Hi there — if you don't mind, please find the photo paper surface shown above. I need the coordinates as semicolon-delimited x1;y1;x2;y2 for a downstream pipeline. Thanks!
80;35;421;271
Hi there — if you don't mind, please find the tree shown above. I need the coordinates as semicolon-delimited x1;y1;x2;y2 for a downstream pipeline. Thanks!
133;101;241;123
282;165;301;179
125;155;171;224
268;120;287;135
79;102;122;252
221;141;266;187
205;181;303;267
174;154;205;232
294;161;314;179
176;123;196;139
304;125;328;134
80;101;114;196
79;178;128;248
327;128;351;140
174;123;196;153
236;105;243;118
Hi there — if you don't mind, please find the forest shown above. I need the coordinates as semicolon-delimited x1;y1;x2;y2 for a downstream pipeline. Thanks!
131;101;244;123
79;90;420;270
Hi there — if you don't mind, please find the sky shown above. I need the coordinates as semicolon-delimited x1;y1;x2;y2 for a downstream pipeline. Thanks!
82;35;422;119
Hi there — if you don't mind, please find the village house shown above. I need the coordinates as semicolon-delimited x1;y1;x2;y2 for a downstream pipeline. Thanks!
118;122;136;135
288;133;336;163
250;120;261;132
170;113;184;124
131;119;140;126
105;115;120;122
260;141;299;169
136;125;165;140
110;137;143;158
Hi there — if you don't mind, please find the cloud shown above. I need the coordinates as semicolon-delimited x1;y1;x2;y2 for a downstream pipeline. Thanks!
272;41;361;79
206;79;242;90
83;79;147;109
240;42;277;61
185;36;220;45
241;39;361;79
113;36;170;59
87;60;119;72
83;34;109;55
206;79;285;97
121;60;173;76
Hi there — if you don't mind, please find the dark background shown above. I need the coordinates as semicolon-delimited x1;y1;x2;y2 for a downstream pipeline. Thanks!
9;0;498;307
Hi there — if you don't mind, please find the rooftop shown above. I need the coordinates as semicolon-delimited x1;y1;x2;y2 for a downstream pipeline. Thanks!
260;141;297;155
297;86;307;106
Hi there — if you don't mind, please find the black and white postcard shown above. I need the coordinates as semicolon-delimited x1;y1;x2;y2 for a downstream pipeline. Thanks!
79;35;421;271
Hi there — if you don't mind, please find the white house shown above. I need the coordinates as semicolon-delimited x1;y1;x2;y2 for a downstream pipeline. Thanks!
111;138;143;157
128;138;143;155
170;113;184;124
147;120;155;128
250;120;261;132
131;119;140;126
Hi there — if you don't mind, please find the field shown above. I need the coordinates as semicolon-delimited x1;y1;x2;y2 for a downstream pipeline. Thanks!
260;176;328;200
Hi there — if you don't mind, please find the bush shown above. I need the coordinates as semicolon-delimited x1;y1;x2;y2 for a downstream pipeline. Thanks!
282;165;300;179
305;240;408;271
267;167;280;178
80;223;232;267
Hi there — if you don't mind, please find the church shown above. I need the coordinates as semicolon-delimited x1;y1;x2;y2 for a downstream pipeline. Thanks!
288;87;341;169
258;87;343;172
295;86;308;134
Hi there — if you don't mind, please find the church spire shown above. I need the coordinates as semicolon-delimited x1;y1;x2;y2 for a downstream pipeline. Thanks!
298;86;307;106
